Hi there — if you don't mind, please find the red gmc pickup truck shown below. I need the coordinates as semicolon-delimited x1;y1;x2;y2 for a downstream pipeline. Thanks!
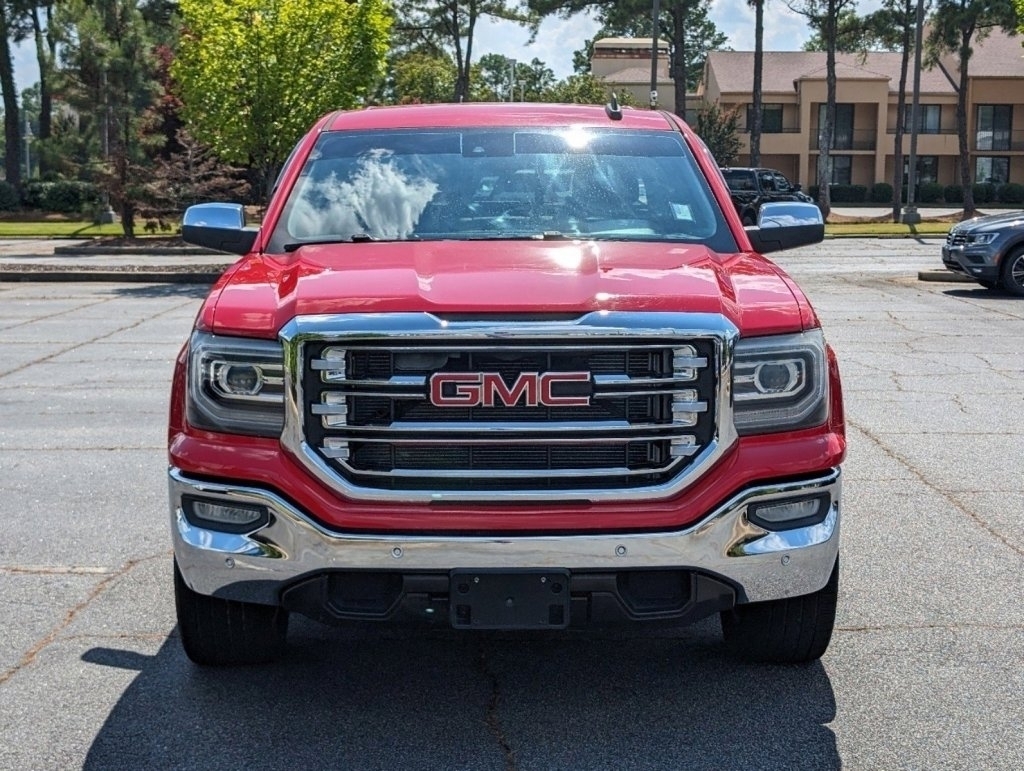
169;102;845;666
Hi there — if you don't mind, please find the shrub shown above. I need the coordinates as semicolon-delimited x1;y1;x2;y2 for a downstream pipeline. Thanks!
0;181;19;211
972;183;996;204
917;182;945;203
829;184;867;203
870;182;893;203
941;184;962;203
21;180;100;214
807;185;819;201
997;182;1024;204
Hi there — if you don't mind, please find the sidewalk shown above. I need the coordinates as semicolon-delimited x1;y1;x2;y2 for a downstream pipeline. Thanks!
0;226;967;284
0;238;235;283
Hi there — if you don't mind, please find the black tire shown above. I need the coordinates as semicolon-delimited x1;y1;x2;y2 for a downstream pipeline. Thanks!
741;212;756;227
999;247;1024;297
174;558;288;665
721;557;838;664
979;280;999;290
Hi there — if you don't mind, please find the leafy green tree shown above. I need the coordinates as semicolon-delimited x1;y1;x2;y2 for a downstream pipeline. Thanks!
475;54;556;101
539;72;631;104
694;101;741;166
174;0;391;198
383;49;459;104
927;0;1020;218
392;0;538;103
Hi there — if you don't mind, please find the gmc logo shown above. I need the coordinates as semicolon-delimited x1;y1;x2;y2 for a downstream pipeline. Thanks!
429;372;591;408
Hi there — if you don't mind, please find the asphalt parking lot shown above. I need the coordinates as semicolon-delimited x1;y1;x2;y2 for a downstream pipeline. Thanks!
0;239;1022;770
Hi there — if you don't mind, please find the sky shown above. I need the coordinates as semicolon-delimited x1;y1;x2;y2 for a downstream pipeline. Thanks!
10;0;826;93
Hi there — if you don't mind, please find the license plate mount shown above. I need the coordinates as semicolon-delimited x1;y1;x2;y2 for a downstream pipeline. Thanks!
449;570;570;630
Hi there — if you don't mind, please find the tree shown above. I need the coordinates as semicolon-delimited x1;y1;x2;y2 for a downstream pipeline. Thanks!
694;101;741;165
392;0;537;103
927;0;1020;219
56;0;165;236
748;0;765;166
145;128;250;225
786;0;860;218
10;1;58;176
381;49;459;104
174;0;391;199
0;2;22;189
540;72;624;104
476;54;556;101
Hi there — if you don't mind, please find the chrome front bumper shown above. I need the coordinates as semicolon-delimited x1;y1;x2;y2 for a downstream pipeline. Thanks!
170;467;841;607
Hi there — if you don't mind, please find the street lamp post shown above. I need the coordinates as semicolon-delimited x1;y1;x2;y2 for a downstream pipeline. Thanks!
649;0;660;109
901;0;926;225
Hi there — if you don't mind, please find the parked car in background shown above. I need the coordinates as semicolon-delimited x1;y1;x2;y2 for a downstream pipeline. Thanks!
721;167;814;226
942;211;1024;296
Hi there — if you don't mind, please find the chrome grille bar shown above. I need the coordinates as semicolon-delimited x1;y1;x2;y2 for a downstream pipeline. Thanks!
280;312;738;503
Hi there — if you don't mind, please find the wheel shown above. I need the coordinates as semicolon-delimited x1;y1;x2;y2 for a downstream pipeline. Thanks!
999;247;1024;297
741;213;756;227
979;280;999;290
174;558;288;665
720;557;838;664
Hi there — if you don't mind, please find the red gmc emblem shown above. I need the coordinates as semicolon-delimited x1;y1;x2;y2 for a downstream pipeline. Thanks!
429;372;591;408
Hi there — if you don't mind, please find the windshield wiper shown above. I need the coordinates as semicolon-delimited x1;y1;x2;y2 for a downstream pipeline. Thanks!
283;233;419;252
460;231;578;241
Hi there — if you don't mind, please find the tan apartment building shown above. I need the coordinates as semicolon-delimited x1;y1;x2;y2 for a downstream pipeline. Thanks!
700;30;1024;190
591;37;678;114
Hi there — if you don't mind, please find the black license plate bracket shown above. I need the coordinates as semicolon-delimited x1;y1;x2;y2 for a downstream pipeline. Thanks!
450;569;570;630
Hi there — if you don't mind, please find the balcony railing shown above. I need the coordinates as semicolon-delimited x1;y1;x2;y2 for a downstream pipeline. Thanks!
885;127;958;135
742;126;802;134
809;129;877;151
973;130;1024;152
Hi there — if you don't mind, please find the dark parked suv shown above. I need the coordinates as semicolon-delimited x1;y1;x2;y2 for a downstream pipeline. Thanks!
722;167;813;226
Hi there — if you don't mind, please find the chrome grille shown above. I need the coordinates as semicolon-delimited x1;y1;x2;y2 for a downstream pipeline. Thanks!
947;231;966;246
281;313;737;502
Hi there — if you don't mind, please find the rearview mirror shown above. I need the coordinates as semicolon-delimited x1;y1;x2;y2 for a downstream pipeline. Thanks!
182;203;259;255
745;202;824;254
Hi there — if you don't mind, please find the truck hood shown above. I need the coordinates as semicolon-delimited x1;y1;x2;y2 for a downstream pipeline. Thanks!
204;240;807;337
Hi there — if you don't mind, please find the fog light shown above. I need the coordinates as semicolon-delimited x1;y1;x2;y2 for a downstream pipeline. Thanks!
748;494;829;530
184;496;268;533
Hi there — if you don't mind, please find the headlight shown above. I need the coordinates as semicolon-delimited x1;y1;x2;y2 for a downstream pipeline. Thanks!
733;329;828;435
966;233;997;245
187;331;285;436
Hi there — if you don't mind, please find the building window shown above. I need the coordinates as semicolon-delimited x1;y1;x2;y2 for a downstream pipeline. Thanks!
828;155;852;185
818;104;854;149
975;156;1009;184
902;104;941;134
746;103;783;133
976;105;1012;151
903;156;938;185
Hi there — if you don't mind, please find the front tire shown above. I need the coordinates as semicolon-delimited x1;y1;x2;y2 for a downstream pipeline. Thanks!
721;557;838;664
174;558;288;665
999;247;1024;296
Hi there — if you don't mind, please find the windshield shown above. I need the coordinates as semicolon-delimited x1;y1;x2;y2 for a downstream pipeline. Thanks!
722;169;757;193
268;128;734;252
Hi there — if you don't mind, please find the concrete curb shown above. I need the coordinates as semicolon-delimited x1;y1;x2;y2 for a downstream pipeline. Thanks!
51;244;219;256
917;270;974;283
0;266;227;283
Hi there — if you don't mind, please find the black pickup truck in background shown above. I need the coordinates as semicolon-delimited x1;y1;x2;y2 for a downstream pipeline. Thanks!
721;167;814;226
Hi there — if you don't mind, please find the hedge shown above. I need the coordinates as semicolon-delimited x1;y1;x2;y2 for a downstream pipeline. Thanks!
942;184;963;204
22;180;101;214
972;183;996;204
0;181;18;211
997;183;1024;204
870;182;893;203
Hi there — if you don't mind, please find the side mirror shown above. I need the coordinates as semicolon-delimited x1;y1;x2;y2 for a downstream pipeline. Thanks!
181;203;259;255
745;201;824;254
